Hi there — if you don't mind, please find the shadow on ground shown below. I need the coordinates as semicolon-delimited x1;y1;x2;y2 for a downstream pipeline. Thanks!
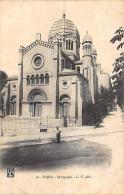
0;140;111;171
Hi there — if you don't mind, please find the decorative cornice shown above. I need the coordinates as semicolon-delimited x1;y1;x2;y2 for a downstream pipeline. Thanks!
22;40;55;55
59;72;78;76
74;60;83;65
49;33;77;42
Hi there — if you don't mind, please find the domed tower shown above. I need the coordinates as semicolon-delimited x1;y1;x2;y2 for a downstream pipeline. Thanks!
82;32;95;103
82;31;92;67
48;14;80;60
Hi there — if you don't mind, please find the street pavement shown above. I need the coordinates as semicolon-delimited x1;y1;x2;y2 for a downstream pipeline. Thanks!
0;106;123;170
0;138;111;169
0;107;124;195
0;107;123;149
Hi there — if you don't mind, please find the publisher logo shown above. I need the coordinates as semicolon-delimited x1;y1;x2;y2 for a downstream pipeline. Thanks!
7;168;15;178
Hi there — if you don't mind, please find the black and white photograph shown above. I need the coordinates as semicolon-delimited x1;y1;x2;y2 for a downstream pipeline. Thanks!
0;0;124;194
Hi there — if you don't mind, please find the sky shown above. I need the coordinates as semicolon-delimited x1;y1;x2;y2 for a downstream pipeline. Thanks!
0;0;124;76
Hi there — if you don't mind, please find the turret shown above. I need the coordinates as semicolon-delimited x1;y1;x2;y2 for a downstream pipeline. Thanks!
82;32;95;103
82;31;92;67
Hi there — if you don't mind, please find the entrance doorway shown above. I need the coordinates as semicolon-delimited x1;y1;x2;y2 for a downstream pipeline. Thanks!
59;95;71;118
28;89;47;117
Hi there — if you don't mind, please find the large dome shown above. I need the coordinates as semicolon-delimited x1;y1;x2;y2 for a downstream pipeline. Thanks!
48;14;80;42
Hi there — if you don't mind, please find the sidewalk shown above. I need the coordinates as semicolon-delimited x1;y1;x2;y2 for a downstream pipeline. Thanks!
0;107;123;149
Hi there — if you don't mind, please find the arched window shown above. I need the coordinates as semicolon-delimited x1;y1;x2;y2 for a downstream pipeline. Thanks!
66;40;69;50
77;66;80;73
36;74;39;84
71;41;73;50
66;39;73;50
31;75;35;84
27;75;30;85
69;39;71;50
45;73;49;84
40;74;44;84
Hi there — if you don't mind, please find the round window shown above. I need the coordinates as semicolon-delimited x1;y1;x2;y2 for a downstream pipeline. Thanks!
32;54;44;69
34;56;42;67
62;80;70;88
63;81;68;87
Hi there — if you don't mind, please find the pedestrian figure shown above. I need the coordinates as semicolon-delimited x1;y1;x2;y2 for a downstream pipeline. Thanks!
56;126;61;143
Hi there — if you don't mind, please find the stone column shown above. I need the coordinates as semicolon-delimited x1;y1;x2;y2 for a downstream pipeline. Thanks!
77;80;83;125
16;46;24;116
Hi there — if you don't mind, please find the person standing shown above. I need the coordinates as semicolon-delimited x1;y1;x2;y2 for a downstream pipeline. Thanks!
56;126;61;143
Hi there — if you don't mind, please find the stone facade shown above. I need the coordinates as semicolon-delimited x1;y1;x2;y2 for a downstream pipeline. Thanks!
2;15;108;125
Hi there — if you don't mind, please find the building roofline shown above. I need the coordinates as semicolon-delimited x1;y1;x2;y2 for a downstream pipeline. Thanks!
23;40;55;55
61;50;75;64
7;76;18;81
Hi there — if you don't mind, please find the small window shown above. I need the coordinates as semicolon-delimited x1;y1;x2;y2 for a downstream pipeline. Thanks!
36;74;39;84
63;81;68;87
13;84;16;89
45;73;49;84
31;75;35;84
69;39;71;50
40;74;44;84
71;41;73;50
77;66;80;73
27;75;30;85
66;40;69;50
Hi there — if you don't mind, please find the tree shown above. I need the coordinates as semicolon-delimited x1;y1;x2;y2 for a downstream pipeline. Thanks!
0;71;7;91
0;71;7;117
110;27;124;111
83;87;114;126
97;87;114;114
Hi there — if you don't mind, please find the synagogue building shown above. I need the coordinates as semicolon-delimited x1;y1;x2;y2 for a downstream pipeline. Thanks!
2;14;110;125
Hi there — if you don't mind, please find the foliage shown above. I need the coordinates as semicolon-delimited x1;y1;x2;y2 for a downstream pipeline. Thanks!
0;71;7;91
110;27;124;49
83;87;114;126
0;92;4;116
0;71;7;116
110;27;124;111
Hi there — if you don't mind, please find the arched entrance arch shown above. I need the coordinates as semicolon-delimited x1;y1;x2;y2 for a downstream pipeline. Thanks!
59;95;71;118
28;89;47;117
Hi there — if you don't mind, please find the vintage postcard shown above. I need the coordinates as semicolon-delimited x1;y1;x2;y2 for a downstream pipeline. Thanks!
0;0;124;194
